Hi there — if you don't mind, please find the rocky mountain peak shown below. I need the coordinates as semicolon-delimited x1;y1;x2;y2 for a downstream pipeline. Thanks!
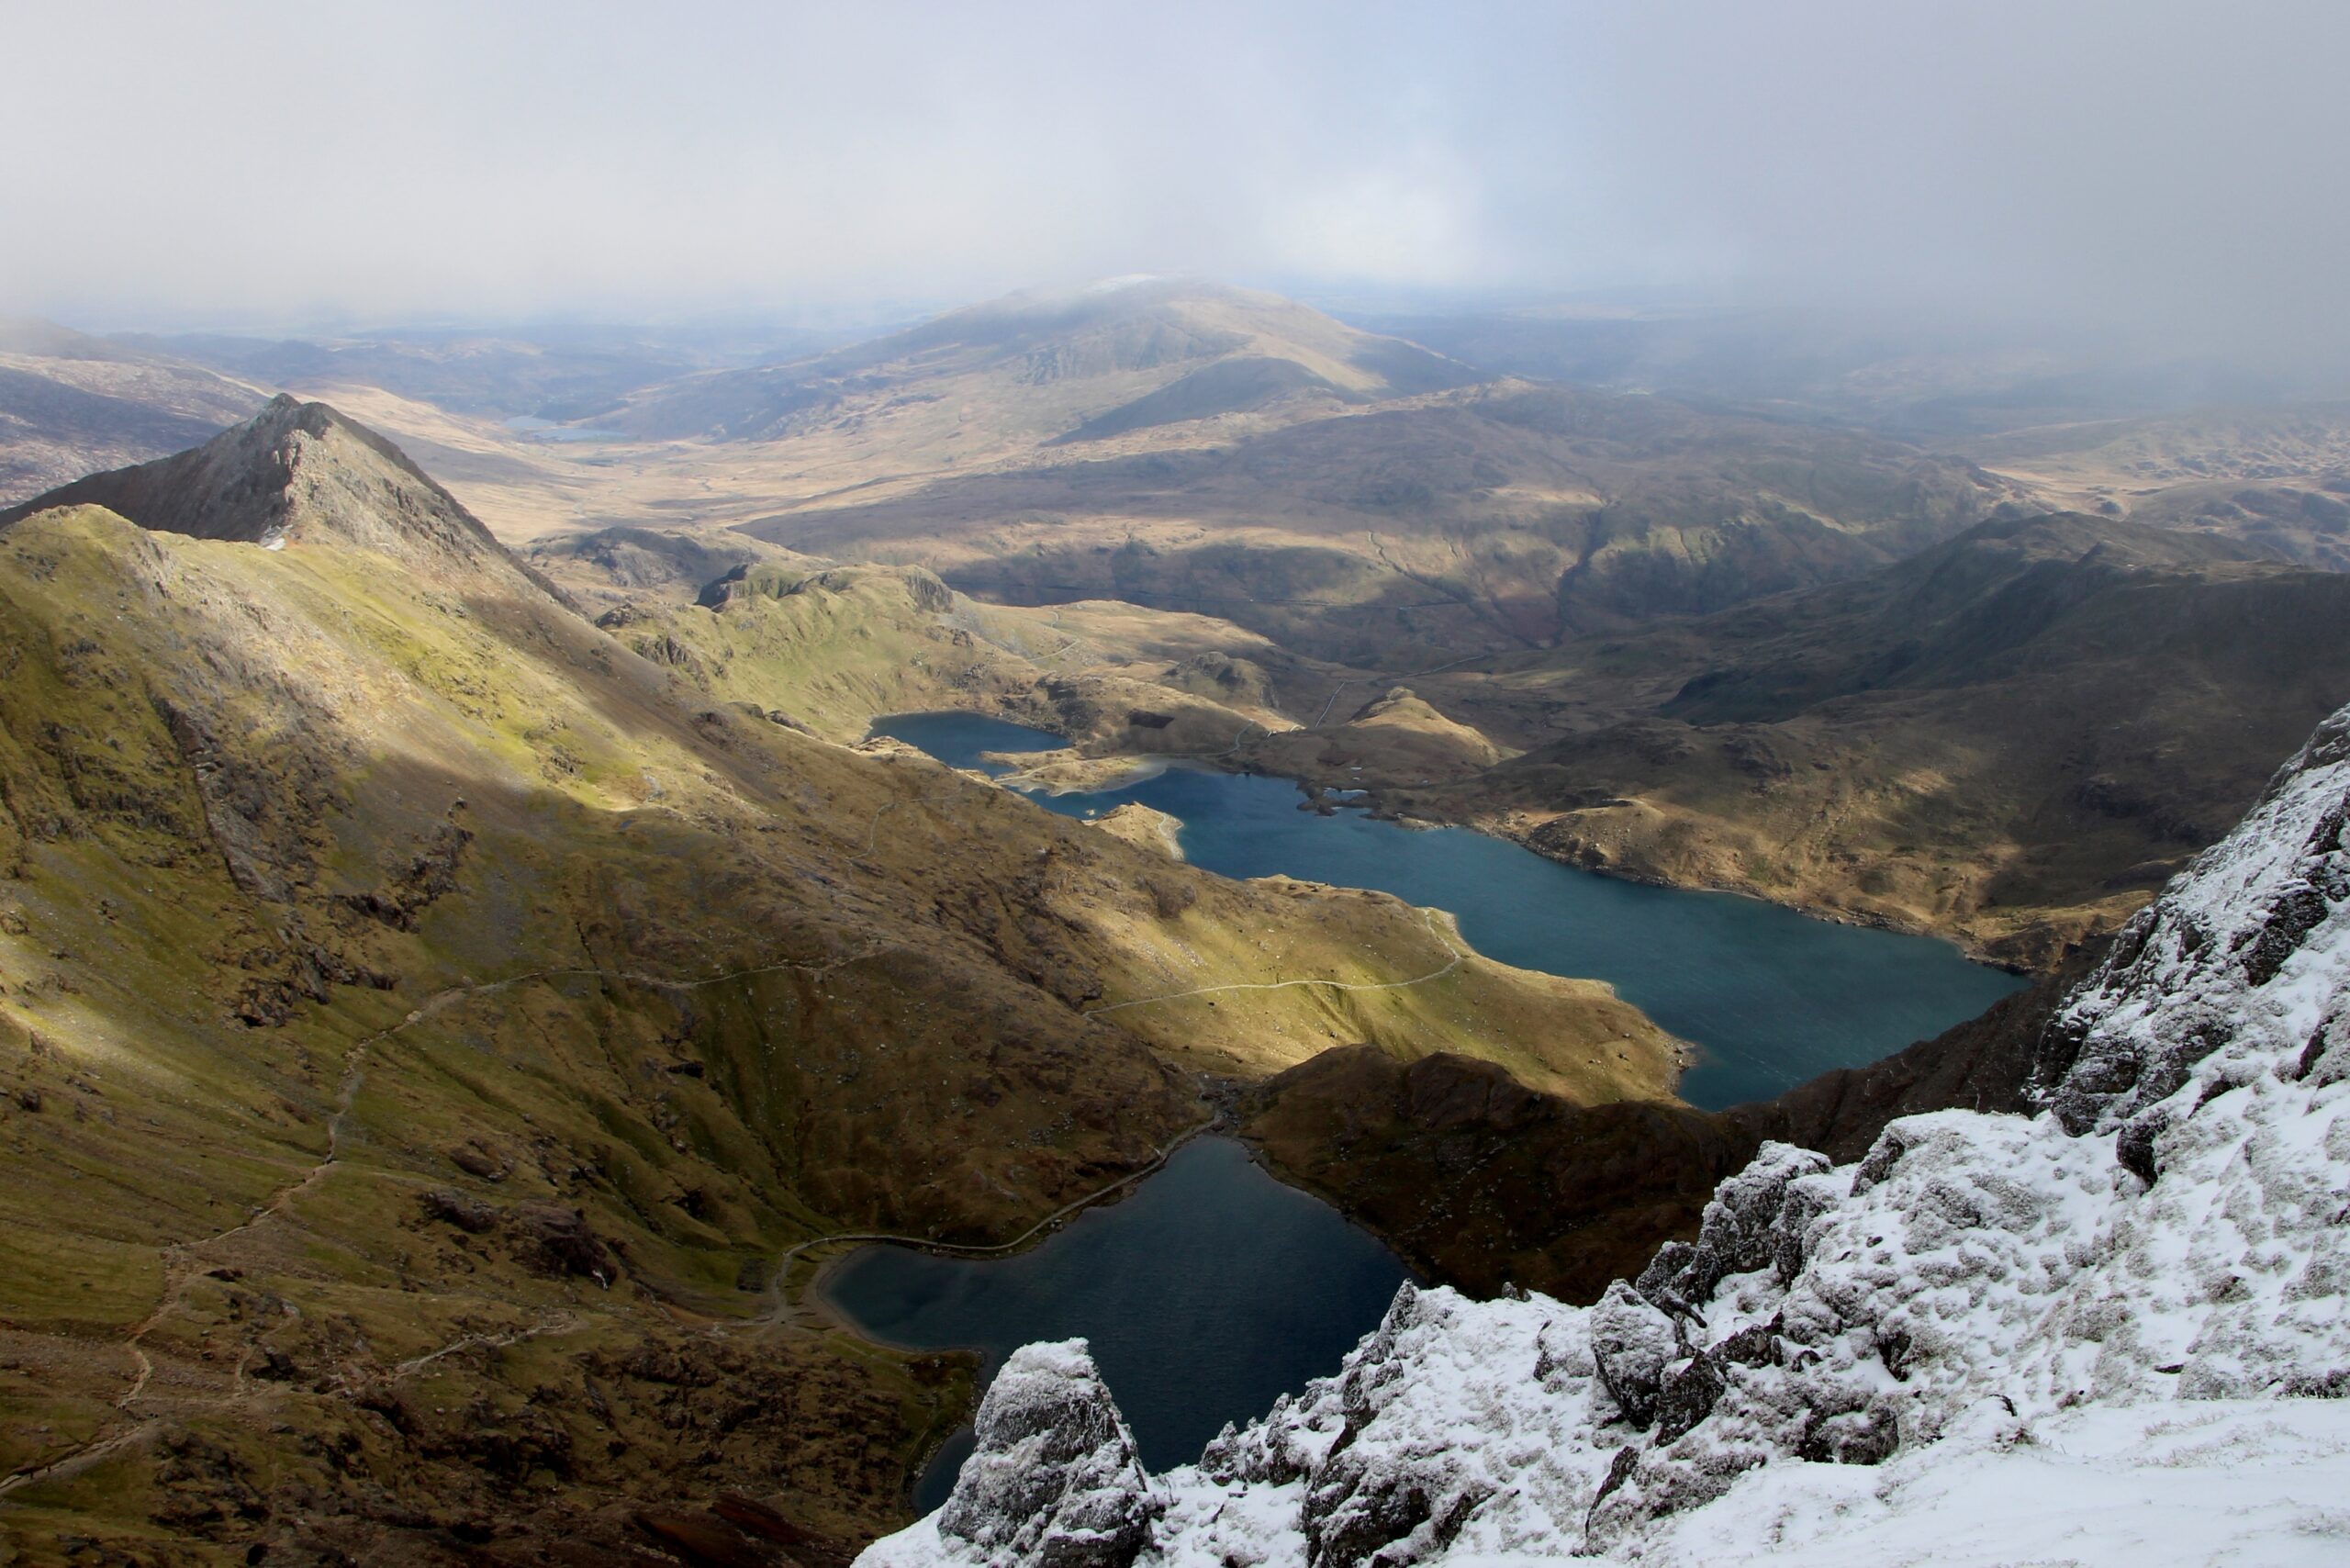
2037;700;2350;1140
913;1340;1160;1568
0;393;558;594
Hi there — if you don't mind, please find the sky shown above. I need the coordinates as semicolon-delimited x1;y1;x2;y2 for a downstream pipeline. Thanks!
3;0;2345;364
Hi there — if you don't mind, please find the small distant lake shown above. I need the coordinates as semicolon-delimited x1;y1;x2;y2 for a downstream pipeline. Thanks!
501;414;625;442
822;1137;1407;1511
871;710;2025;1109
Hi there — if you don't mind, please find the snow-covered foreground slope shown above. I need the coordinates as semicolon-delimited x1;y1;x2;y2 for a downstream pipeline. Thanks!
864;706;2350;1567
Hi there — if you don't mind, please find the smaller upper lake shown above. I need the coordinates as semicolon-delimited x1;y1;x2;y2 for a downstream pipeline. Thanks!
500;415;626;442
823;1137;1408;1511
872;711;2026;1109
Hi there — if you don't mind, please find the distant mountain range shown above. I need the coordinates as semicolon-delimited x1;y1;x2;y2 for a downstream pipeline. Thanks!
583;279;1483;445
0;318;264;500
6;280;2348;961
118;320;852;422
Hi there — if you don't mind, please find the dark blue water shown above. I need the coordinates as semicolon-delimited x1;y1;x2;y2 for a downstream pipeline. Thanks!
877;710;1065;776
824;1137;1408;1509
872;711;2025;1109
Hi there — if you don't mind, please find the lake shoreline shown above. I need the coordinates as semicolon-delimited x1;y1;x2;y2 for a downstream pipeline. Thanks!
868;709;2026;1111
816;1133;1417;1508
875;703;2044;976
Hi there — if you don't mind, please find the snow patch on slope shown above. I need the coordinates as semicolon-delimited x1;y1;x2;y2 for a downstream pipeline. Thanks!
863;704;2350;1566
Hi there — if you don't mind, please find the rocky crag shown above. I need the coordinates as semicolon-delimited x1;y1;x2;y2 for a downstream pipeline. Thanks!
864;700;2350;1566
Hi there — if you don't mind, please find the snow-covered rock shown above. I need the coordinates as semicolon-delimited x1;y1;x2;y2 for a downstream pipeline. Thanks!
867;1340;1160;1568
862;703;2350;1566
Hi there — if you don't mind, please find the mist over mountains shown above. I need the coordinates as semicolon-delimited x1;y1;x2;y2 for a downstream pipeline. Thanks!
6;4;2347;379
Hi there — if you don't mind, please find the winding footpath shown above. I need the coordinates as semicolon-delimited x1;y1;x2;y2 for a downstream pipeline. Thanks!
1309;652;1495;727
0;946;888;1503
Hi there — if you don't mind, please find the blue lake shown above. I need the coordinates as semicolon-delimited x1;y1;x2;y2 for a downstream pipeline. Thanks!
822;1137;1409;1510
871;710;2025;1110
500;414;625;442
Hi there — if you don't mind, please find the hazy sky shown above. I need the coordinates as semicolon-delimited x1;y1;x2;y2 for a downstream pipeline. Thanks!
4;1;2344;359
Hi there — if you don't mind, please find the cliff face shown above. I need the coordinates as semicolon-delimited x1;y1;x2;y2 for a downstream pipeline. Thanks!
863;702;2350;1567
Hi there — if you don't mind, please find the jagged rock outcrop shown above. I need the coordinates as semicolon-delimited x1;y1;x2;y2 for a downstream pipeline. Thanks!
862;700;2350;1566
1586;1282;1679;1430
2038;702;2350;1139
0;393;568;598
871;1342;1159;1568
1634;1141;1830;1314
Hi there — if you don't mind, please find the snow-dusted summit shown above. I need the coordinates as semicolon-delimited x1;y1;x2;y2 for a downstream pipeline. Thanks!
865;705;2350;1567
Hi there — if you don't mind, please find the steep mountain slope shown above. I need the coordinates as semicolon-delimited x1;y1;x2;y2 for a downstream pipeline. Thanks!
1640;510;2268;721
865;698;2350;1568
0;393;564;591
1236;944;2094;1305
0;403;1680;1562
0;319;264;503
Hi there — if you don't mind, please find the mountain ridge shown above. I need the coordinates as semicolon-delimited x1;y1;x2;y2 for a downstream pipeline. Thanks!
588;280;1482;446
0;394;565;600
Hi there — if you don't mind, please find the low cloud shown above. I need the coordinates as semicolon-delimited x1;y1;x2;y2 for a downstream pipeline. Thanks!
3;0;2342;370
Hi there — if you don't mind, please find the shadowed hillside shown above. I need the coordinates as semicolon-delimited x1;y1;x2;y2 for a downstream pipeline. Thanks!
740;377;2018;661
1292;512;2350;962
1240;937;2099;1303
